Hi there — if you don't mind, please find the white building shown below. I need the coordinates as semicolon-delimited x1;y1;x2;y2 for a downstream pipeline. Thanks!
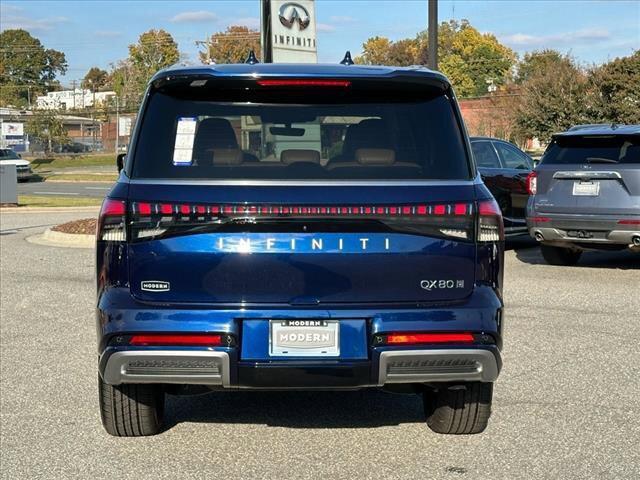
36;89;116;110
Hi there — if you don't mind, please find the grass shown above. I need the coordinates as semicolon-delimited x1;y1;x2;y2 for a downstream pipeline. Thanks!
16;195;103;208
45;173;119;182
29;153;116;171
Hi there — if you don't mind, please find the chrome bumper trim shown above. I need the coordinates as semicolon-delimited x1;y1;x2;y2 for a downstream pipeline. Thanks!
378;349;499;385
102;350;230;386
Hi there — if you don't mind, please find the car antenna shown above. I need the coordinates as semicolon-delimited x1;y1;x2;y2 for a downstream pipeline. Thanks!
245;50;259;65
340;51;354;66
611;122;618;130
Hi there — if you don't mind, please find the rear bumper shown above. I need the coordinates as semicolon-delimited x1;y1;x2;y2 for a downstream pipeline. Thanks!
527;213;640;246
97;285;504;389
100;347;500;387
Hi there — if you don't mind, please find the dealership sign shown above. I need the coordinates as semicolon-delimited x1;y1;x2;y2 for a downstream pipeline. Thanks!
1;122;24;136
270;0;317;63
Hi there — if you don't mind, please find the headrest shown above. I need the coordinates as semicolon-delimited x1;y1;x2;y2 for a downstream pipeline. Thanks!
211;149;243;165
194;118;238;149
355;148;396;165
342;118;391;156
280;149;321;165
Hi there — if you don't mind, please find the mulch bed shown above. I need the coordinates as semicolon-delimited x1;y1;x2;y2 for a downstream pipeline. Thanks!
52;218;97;235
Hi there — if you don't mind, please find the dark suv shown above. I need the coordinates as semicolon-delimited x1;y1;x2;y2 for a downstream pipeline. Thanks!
96;63;505;436
527;125;640;265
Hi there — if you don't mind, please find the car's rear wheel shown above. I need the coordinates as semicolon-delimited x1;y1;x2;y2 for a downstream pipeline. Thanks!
98;375;165;436
423;382;493;434
540;244;582;266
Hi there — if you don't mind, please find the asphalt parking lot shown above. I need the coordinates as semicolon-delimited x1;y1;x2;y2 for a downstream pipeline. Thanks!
1;210;639;480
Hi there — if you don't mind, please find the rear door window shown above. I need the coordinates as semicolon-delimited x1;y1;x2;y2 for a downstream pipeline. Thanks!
542;135;640;165
131;87;471;180
494;142;531;169
471;141;501;168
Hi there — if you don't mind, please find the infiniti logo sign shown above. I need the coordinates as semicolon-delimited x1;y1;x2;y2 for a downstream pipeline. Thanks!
278;2;311;30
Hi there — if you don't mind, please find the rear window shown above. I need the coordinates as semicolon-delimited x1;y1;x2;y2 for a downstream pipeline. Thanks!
542;135;640;165
130;86;471;180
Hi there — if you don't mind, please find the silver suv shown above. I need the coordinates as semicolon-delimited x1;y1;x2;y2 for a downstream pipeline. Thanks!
527;124;640;265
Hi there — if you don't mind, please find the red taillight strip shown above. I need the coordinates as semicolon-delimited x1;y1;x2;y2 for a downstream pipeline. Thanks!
385;332;475;345
618;219;640;225
256;79;351;88
131;202;474;218
129;334;223;347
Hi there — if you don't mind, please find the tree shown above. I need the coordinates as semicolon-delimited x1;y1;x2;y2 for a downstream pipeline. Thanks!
128;29;179;92
25;110;69;154
199;26;260;64
587;50;640;124
0;29;68;107
355;20;516;97
82;67;109;91
515;51;590;142
355;37;394;65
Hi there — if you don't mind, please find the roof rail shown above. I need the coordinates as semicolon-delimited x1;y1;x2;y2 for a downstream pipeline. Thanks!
340;51;354;66
245;50;259;65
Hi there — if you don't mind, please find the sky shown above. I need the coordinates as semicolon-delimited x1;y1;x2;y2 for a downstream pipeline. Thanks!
1;0;638;85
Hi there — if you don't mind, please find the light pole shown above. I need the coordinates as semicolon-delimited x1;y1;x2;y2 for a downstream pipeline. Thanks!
428;0;438;70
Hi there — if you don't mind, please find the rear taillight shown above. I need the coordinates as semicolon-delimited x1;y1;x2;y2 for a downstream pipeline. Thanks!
526;171;537;195
98;198;126;242
618;219;640;225
129;201;477;242
477;199;504;243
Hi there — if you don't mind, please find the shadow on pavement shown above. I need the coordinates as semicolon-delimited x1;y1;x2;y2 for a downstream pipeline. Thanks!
513;242;640;270
164;389;425;429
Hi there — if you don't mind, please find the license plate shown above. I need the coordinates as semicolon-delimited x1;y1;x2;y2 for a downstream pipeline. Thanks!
269;320;340;357
573;181;600;196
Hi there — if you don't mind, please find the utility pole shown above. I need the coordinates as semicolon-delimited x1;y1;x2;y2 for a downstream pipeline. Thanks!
261;0;272;63
115;95;119;154
428;0;438;70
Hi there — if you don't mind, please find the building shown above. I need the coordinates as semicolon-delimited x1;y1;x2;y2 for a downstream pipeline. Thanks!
36;89;116;110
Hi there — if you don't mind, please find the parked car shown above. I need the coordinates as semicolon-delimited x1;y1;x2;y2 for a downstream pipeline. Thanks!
96;62;505;436
0;148;32;181
527;124;640;265
470;137;533;236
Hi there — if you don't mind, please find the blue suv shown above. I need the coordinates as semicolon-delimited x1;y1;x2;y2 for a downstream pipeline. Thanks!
96;63;505;436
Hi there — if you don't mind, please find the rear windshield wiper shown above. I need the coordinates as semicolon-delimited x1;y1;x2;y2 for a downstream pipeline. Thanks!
586;157;618;164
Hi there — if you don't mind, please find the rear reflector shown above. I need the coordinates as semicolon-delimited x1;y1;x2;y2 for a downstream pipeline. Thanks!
618;219;640;225
129;334;223;347
257;79;351;88
384;333;475;345
530;216;551;223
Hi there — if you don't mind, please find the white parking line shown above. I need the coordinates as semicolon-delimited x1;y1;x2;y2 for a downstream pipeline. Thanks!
33;191;79;195
84;187;110;190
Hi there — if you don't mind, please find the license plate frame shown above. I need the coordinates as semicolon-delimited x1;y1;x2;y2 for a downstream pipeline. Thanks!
269;319;340;357
572;181;600;196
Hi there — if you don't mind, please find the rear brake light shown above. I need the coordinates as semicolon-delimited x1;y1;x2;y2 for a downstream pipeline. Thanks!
257;79;351;88
129;333;223;347
526;172;537;195
477;199;504;243
98;198;126;242
618;219;640;225
381;332;475;345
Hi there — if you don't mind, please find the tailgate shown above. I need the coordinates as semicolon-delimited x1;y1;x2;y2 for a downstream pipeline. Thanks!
127;184;477;305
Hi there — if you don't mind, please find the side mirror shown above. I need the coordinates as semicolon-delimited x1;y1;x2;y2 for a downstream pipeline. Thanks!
116;153;126;173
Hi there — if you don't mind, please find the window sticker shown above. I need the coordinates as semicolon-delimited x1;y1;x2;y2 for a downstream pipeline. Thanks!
173;117;197;165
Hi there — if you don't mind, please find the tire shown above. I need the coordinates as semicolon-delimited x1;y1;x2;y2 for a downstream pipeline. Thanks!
98;375;165;437
423;382;493;434
540;244;582;266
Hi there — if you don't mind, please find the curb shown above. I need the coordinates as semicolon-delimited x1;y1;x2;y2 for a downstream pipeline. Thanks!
1;206;101;213
27;228;95;249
